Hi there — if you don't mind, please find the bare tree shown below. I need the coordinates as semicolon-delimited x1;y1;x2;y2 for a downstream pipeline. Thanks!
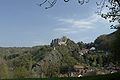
37;0;89;9
37;0;120;29
96;0;120;29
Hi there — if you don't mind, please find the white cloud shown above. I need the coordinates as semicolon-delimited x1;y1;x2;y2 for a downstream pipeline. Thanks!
53;28;69;31
58;18;93;29
57;14;103;29
64;31;78;34
53;28;79;34
54;14;109;34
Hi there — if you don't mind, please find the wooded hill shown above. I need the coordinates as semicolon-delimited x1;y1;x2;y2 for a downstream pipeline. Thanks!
0;29;120;79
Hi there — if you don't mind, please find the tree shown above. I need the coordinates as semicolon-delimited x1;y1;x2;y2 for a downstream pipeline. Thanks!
38;0;120;27
0;57;9;79
77;41;86;49
12;52;33;78
38;0;120;65
97;54;103;67
12;53;33;70
111;28;120;65
97;0;120;29
14;67;30;78
37;0;89;9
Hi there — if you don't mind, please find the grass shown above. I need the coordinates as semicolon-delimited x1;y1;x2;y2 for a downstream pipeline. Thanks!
9;72;120;80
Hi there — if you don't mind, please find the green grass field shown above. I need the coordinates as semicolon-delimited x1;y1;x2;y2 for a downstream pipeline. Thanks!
14;72;120;80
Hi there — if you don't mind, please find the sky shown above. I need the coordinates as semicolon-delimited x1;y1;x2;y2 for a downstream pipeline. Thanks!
0;0;115;47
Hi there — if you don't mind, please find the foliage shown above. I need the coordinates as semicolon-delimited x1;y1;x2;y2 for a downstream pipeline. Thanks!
0;57;9;79
13;67;31;78
0;36;119;78
38;0;120;29
37;0;89;9
12;52;33;70
94;34;113;51
94;29;120;65
77;41;86;49
97;0;120;29
111;29;120;65
32;46;52;62
13;72;120;80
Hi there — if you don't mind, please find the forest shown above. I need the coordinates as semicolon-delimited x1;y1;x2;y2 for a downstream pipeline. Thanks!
0;0;120;79
0;33;120;79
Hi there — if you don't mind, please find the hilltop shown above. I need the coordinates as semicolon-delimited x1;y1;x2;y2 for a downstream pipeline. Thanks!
0;33;120;79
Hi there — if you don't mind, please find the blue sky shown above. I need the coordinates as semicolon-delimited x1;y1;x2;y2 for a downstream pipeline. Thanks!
0;0;115;47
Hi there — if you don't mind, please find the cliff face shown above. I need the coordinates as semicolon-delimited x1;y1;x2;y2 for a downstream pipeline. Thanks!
50;36;68;46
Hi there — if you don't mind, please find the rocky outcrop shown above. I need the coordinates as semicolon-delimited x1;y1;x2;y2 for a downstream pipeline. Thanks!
50;36;68;46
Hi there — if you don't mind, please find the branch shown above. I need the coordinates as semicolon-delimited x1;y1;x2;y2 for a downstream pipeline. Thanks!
38;0;89;9
39;0;47;6
108;14;120;16
64;0;69;2
45;0;57;9
96;0;106;14
115;0;120;6
110;24;120;29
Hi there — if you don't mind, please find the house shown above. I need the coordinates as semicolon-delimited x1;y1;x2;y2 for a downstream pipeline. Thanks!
104;63;120;74
73;65;88;76
79;49;89;55
90;47;95;51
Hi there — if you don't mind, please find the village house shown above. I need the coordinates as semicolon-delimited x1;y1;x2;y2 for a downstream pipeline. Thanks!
90;47;96;51
79;49;89;55
68;65;89;77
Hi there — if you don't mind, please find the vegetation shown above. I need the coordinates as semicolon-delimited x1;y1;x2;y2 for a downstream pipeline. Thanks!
0;36;120;79
94;29;120;65
0;57;9;79
111;28;120;65
38;0;120;67
0;0;120;79
38;0;120;28
10;72;120;80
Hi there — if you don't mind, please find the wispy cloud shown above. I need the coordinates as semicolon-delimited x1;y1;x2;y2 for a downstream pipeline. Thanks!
53;28;79;34
57;14;102;29
54;28;69;31
58;18;92;29
54;14;109;34
64;31;78;34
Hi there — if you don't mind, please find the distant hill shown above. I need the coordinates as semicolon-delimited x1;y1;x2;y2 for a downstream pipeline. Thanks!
94;29;120;65
0;34;120;79
94;31;117;51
